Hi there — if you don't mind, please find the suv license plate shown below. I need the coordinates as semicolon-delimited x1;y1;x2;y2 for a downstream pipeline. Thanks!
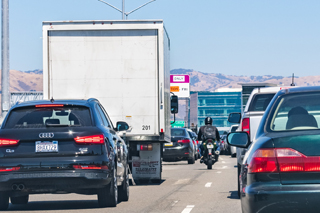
35;141;58;153
165;142;173;146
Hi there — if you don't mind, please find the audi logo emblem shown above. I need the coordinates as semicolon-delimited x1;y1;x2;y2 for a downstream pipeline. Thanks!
39;133;54;138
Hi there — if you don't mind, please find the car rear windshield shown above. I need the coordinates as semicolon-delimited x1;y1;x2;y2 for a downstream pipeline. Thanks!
4;106;92;129
270;92;320;131
248;93;276;111
171;129;187;137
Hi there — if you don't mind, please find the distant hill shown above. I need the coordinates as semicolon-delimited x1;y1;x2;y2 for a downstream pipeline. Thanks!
1;68;319;93
170;69;320;91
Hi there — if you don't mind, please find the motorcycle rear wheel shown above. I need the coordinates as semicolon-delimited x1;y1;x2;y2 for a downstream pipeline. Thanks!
207;159;213;170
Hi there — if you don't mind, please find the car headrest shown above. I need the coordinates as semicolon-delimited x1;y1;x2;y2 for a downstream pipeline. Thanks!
45;119;60;125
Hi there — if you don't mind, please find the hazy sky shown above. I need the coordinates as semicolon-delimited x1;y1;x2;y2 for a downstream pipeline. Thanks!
5;0;320;76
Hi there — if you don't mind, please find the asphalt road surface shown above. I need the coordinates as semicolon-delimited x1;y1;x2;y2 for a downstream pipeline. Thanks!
7;155;241;213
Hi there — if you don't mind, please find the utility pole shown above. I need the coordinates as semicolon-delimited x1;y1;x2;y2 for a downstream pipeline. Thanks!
1;0;10;118
98;0;156;20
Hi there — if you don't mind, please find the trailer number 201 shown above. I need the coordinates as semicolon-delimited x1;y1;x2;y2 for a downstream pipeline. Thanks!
142;125;151;130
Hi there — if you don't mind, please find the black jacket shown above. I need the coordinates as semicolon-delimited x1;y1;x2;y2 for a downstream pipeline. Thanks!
197;125;220;141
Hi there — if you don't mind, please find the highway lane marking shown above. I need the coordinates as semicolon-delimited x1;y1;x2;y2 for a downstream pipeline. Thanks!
222;161;226;164
205;182;212;187
181;205;195;213
174;179;190;185
220;157;224;160
217;171;222;173
222;166;228;169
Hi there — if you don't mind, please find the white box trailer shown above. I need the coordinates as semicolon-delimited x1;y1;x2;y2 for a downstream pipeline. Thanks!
42;20;171;182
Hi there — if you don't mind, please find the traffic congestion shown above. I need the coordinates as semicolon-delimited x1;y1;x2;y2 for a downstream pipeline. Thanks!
0;2;318;212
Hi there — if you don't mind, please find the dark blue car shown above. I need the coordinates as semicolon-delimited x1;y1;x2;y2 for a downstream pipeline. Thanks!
0;99;129;209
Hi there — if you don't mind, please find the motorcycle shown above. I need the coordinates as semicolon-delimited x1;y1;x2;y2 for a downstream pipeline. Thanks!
201;139;220;169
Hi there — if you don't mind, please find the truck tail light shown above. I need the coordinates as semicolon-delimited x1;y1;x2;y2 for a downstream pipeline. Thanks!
74;135;104;144
242;118;250;136
73;165;108;170
138;144;153;151
248;148;320;174
0;139;19;146
178;139;190;144
0;167;20;172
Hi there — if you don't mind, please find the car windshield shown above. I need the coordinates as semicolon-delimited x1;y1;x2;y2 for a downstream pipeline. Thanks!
171;129;187;137
249;93;275;111
270;92;320;131
4;106;92;129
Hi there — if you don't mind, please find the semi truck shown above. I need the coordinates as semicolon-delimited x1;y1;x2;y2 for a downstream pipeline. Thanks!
42;20;171;182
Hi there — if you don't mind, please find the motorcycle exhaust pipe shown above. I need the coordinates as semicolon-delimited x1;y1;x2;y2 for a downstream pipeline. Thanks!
215;150;220;155
18;184;25;190
11;184;18;190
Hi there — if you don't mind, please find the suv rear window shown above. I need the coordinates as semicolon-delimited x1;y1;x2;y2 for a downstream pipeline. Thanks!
4;106;92;129
248;93;275;111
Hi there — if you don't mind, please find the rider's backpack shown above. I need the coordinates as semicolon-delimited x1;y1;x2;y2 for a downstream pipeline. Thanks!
203;125;216;140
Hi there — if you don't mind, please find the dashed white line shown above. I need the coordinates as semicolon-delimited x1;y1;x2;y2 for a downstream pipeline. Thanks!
205;182;212;187
181;205;195;213
217;171;222;173
222;161;226;164
219;157;224;160
222;166;228;169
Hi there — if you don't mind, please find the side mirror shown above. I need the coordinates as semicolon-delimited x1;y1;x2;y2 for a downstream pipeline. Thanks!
228;112;241;124
171;95;178;114
226;132;250;148
116;121;129;131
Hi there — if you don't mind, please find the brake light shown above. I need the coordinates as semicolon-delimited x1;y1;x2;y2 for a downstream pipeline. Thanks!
73;165;108;170
248;148;320;174
139;144;153;151
178;139;190;144
35;104;64;107
74;135;104;144
276;148;320;172
248;148;278;173
0;167;20;172
0;139;19;146
242;118;250;136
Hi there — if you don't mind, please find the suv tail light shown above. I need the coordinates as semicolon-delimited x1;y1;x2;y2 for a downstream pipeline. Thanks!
0;139;19;146
73;165;108;170
178;139;191;144
242;118;250;136
0;167;20;172
74;135;104;144
248;148;320;174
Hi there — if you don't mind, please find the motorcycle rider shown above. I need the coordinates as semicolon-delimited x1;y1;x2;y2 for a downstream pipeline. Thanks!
198;117;220;163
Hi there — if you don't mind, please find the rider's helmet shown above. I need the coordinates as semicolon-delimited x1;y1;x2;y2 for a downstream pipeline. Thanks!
205;117;213;125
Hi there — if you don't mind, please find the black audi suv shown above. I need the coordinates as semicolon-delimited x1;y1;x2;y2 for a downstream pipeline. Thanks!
0;98;129;209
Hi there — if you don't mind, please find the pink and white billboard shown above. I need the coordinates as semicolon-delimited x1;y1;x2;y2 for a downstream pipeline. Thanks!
170;75;190;98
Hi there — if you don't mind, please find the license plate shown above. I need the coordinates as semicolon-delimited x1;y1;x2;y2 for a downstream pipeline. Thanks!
207;144;214;149
165;142;173;146
35;141;58;153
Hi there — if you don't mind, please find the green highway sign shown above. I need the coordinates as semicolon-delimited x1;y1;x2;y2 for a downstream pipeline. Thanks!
171;121;185;128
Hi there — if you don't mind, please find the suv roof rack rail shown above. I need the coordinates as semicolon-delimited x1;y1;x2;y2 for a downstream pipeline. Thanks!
87;98;98;103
